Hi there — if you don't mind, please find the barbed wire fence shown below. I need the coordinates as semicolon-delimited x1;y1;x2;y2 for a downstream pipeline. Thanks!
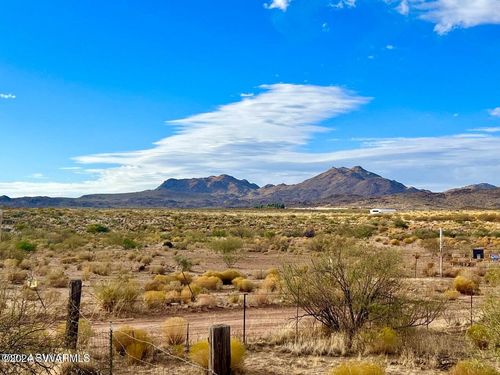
74;289;297;374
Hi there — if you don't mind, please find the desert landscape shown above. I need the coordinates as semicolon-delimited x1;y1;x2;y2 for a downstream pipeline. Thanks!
0;207;498;374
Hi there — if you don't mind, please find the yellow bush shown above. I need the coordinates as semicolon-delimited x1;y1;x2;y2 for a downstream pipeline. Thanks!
180;284;201;303
232;277;255;292
449;360;499;375
368;327;400;354
330;361;385;375
143;291;166;309
193;276;222;291
444;289;460;300
189;340;209;369
189;338;246;371
454;275;479;295
162;317;187;345
165;290;181;304
112;326;153;363
219;269;244;284
153;274;177;284
173;272;193;285
144;280;165;292
261;273;280;292
230;338;246;371
56;320;93;347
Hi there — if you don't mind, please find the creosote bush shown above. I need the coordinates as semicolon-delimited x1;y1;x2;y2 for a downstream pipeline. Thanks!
330;361;385;375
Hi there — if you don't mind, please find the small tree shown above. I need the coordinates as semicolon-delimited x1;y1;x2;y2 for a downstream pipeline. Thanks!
174;255;195;302
282;241;442;350
0;288;59;374
210;237;243;268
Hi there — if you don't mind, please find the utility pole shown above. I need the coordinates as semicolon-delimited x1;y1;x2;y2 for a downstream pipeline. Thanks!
439;228;443;278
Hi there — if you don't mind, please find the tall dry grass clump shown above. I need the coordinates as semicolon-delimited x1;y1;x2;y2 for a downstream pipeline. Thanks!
95;278;140;313
453;274;480;295
112;326;153;363
143;291;166;309
162;317;187;345
448;360;499;375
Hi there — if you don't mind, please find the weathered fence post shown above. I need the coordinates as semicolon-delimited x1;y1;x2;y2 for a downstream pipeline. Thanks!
243;293;247;345
109;321;113;375
209;324;231;375
65;279;82;350
186;322;190;353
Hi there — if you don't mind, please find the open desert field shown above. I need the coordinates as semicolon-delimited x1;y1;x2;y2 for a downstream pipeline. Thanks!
0;208;499;375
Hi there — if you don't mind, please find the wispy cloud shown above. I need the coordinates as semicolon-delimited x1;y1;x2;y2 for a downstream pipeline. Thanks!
329;0;356;9
469;127;500;133
264;0;291;11
0;93;16;99
397;0;500;34
489;107;500;117
0;84;499;197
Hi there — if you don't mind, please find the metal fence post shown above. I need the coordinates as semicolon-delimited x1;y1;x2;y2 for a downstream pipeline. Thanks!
243;293;247;345
186;322;190;353
109;321;113;375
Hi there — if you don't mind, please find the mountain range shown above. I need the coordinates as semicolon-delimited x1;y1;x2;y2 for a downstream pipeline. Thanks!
1;166;499;209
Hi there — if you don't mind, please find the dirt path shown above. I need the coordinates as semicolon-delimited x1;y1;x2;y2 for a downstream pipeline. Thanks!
91;306;299;340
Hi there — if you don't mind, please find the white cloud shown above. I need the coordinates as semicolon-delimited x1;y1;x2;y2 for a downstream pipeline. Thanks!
0;93;16;99
386;44;395;49
1;83;499;197
330;0;357;9
402;0;500;34
264;0;291;11
489;107;500;117
397;0;410;15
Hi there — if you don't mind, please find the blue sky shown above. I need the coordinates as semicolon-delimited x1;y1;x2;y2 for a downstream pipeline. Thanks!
0;0;499;197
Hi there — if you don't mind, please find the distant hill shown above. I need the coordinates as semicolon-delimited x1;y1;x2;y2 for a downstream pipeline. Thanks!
445;183;497;193
1;167;499;209
251;166;419;203
156;174;259;195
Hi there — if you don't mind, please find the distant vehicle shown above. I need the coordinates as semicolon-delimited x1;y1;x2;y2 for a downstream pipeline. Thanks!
370;208;397;215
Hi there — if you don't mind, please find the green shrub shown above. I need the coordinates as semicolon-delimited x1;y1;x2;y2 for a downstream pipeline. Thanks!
467;324;491;349
484;268;500;287
87;224;109;233
16;240;36;252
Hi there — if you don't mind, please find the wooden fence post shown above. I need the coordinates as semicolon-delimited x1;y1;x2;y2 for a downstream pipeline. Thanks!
209;324;231;375
65;279;82;350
